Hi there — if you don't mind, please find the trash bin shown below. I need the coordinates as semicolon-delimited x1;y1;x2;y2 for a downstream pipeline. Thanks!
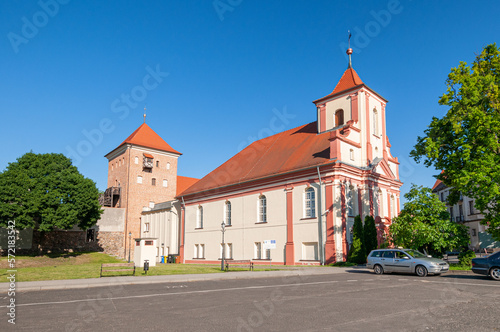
161;256;164;264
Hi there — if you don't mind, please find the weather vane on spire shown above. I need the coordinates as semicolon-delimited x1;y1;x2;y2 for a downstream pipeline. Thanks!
143;107;147;123
347;30;353;69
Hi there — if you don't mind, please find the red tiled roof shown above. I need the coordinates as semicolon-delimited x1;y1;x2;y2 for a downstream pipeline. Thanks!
330;67;363;95
432;179;442;190
119;123;181;155
179;122;334;196
313;68;364;104
176;176;199;196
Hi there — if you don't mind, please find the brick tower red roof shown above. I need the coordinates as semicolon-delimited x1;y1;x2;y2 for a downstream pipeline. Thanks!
119;123;181;155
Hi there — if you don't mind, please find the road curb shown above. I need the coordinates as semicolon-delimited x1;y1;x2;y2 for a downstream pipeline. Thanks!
2;267;349;293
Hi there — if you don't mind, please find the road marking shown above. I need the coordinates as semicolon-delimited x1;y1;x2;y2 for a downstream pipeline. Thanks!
419;280;500;288
347;280;357;282
13;280;341;308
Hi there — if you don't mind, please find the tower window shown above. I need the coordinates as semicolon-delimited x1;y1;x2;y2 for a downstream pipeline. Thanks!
373;108;379;136
152;178;156;186
167;162;171;170
163;179;168;187
156;161;159;167
335;109;344;127
137;176;142;184
135;157;139;164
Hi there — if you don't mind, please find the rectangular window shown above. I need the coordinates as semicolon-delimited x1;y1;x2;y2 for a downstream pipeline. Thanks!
144;223;150;233
304;188;316;218
199;244;205;258
254;242;262;259
194;244;199;258
472;229;477;236
156;160;159;167
152;178;156;186
226;243;232;259
196;206;203;228
265;248;271;260
225;202;232;226
145;240;153;246
137;176;142;184
163;179;168;187
468;200;475;215
258;196;267;223
86;229;95;242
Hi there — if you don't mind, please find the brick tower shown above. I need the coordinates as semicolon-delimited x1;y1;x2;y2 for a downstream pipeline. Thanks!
103;122;181;259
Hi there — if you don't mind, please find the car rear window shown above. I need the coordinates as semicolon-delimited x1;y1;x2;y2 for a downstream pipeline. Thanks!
370;251;383;257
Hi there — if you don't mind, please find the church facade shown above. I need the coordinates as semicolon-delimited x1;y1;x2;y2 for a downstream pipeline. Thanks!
176;59;402;265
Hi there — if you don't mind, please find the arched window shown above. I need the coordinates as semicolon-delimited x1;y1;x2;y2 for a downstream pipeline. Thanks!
167;162;171;170
304;187;316;218
134;156;138;164
372;108;379;136
258;195;267;223
225;201;232;226
335;109;344;127
197;206;203;228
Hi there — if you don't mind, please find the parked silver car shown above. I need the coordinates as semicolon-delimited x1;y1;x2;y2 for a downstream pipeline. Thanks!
366;249;449;277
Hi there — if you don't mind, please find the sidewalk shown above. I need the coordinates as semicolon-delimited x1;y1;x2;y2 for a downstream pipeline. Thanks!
3;267;348;293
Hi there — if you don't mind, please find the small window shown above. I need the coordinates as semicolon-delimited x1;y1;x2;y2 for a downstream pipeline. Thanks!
152;178;156;186
468;200;474;215
135;156;139;164
136;240;140;246
156;160;159;167
350;149;354;161
144;223;150;232
335;109;344;127
471;229;477;236
167;162;171;170
163;179;168;187
145;240;153;246
195;244;205;258
226;243;233;259
137;176;142;184
258;195;267;223
86;229;95;242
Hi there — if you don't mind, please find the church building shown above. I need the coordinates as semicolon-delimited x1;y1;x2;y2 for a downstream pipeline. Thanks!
176;49;402;265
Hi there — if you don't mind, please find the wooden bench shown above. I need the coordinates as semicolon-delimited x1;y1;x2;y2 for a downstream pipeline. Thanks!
100;263;135;277
225;260;254;271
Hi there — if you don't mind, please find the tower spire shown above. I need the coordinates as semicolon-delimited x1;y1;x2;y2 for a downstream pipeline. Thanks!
347;30;353;68
143;107;147;123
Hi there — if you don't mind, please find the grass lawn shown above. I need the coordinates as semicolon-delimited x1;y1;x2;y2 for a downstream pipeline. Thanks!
448;264;472;271
0;252;277;282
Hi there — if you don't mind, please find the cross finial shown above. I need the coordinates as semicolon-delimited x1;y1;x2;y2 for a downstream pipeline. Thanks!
143;107;146;123
347;30;353;69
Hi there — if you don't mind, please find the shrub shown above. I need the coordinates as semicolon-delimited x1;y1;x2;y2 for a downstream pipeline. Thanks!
347;215;366;264
363;215;378;254
458;250;476;267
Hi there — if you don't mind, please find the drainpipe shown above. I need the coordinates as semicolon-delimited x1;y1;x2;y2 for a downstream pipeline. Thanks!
317;166;325;265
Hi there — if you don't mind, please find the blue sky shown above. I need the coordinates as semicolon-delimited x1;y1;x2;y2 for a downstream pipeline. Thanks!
1;1;499;202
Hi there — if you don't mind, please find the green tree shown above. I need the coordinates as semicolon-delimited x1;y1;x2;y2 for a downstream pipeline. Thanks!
0;152;103;231
363;215;378;255
411;43;500;241
347;215;366;264
389;184;469;256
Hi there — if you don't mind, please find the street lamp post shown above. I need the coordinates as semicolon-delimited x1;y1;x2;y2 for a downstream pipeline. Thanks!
221;221;226;271
128;232;132;263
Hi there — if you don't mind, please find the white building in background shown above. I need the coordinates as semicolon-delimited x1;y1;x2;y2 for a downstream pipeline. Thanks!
177;50;403;265
432;180;499;250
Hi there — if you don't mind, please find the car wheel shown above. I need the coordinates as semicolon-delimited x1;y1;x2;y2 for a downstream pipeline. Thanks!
374;264;384;275
490;267;500;281
416;265;428;277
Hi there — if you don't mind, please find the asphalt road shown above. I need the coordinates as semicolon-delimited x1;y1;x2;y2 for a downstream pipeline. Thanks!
2;270;499;332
